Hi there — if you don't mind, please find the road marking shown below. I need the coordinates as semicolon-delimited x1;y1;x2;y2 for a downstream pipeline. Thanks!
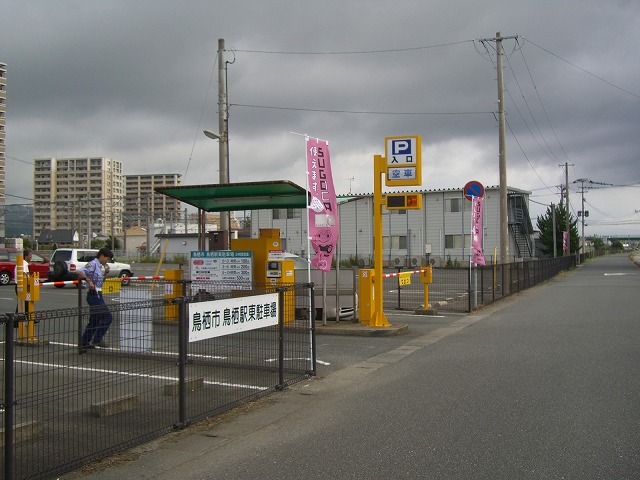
604;273;637;276
8;358;267;391
265;357;330;366
385;312;447;318
45;341;227;360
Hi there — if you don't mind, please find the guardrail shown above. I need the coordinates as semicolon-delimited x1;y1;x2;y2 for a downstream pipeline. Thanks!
382;257;576;313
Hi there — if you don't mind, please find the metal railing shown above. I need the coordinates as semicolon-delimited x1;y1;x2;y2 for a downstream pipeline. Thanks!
1;281;315;480
382;256;576;313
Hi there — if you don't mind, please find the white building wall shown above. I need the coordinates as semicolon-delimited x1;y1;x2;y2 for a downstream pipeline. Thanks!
251;186;529;266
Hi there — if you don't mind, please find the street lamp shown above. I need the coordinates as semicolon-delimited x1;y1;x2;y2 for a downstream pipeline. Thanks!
203;129;230;244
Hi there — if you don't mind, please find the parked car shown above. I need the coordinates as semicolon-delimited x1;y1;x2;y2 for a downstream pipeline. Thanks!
47;248;133;286
0;248;51;286
285;252;358;320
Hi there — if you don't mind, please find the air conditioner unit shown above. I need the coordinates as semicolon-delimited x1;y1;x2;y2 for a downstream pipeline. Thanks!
410;256;420;266
393;256;403;266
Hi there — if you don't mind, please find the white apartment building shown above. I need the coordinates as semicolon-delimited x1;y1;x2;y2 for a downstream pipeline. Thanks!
33;157;124;244
0;62;6;240
124;173;182;228
251;186;535;266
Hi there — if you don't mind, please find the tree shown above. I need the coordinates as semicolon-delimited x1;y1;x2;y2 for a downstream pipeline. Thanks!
240;214;251;229
536;204;580;257
91;236;121;250
592;237;606;251
610;239;624;251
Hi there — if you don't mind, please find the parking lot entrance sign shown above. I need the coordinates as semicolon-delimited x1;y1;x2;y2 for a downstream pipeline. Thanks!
384;136;422;187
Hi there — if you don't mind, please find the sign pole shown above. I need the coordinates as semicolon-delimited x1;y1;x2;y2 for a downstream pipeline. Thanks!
366;135;422;328
372;154;389;327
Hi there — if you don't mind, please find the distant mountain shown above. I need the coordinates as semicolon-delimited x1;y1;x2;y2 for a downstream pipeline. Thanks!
4;204;33;238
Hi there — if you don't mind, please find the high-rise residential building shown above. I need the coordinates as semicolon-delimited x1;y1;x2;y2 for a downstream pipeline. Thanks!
124;173;182;227
0;62;7;240
33;157;124;245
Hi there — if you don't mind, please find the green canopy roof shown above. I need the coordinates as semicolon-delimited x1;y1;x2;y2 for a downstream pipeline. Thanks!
155;180;308;212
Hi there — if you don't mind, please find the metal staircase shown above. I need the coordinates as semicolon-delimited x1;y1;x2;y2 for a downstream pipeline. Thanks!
508;194;534;258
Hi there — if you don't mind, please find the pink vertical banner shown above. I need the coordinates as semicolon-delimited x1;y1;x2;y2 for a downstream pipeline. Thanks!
563;231;568;252
306;137;339;272
471;196;485;266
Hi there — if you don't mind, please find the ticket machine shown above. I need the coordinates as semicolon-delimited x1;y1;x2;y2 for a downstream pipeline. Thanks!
232;229;295;323
232;229;294;286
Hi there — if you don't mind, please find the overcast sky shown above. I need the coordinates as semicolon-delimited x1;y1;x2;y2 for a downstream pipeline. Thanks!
2;0;639;237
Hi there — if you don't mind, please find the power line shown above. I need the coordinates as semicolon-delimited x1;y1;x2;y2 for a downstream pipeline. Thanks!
505;51;557;162
517;40;571;163
505;119;554;192
230;103;494;116
5;155;34;165
523;37;640;100
231;40;474;55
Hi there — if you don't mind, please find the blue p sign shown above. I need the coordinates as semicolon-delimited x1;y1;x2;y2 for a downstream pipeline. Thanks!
392;139;411;155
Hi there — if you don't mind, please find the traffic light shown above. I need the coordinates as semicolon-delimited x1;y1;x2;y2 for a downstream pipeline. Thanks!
385;193;422;210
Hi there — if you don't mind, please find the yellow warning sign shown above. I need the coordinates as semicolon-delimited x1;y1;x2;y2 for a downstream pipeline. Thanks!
399;272;411;286
103;278;122;294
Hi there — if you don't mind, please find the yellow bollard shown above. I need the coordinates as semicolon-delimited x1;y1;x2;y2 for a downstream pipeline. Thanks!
164;269;183;321
416;265;436;315
17;271;47;345
358;269;375;326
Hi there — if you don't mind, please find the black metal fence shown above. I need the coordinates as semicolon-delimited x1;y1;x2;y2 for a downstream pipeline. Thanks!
1;281;315;480
382;256;576;313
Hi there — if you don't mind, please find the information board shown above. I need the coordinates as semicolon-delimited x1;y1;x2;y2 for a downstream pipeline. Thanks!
190;250;253;283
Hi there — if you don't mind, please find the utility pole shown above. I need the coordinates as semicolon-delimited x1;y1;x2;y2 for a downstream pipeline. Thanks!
573;178;612;262
563;163;571;257
481;32;517;264
218;38;230;245
575;178;588;263
552;202;557;258
496;32;510;264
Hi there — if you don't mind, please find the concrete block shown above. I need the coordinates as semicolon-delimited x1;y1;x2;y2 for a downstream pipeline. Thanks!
164;377;204;396
0;421;42;446
90;394;139;418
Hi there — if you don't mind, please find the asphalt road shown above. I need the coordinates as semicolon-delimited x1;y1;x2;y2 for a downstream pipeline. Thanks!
64;253;640;479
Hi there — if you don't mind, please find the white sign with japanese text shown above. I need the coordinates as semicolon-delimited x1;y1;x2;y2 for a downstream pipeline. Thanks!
188;292;279;342
190;250;252;285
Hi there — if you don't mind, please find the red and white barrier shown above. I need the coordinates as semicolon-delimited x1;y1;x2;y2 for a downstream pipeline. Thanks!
120;276;164;281
40;276;165;288
40;280;82;288
381;268;428;279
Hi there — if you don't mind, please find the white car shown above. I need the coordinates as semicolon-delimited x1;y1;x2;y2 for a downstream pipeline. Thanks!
48;248;134;286
286;253;358;320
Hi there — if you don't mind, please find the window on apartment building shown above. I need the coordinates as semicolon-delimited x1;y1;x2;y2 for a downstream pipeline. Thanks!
272;209;284;220
445;234;471;249
286;208;301;219
445;198;462;213
382;235;407;250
